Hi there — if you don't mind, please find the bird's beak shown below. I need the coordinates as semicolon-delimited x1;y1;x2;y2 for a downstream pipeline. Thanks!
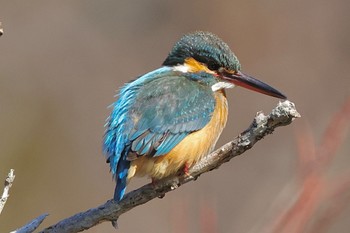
221;70;287;99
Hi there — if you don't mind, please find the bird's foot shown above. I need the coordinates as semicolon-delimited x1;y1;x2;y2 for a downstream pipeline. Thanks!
183;163;194;179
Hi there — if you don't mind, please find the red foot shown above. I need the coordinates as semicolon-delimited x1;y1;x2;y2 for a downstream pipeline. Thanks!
183;162;191;177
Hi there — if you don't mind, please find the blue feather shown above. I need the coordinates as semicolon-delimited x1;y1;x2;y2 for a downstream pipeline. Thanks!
114;154;130;201
154;132;187;156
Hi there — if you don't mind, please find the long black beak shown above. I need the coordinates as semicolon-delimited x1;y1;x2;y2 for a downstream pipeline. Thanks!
221;70;287;99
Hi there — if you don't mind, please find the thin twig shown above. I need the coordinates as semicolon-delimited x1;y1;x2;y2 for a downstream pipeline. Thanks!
0;169;15;215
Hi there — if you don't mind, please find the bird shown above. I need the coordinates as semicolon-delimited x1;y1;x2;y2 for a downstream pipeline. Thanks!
103;31;287;202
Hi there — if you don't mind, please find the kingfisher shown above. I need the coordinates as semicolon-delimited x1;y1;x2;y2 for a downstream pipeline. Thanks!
104;31;286;202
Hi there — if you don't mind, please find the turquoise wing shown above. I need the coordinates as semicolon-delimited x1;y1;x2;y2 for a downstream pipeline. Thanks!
127;71;216;157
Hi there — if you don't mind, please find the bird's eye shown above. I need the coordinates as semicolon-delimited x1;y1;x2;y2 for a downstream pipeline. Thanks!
207;61;220;71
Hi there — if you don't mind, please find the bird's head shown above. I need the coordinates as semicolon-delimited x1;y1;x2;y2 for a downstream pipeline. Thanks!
163;31;286;99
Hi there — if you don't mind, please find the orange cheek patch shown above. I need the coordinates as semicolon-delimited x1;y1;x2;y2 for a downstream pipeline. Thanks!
184;57;216;74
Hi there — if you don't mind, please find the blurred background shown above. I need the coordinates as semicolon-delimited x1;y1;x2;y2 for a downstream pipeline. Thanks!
1;1;350;232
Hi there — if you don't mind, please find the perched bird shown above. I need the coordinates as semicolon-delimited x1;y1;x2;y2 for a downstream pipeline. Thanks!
104;31;286;201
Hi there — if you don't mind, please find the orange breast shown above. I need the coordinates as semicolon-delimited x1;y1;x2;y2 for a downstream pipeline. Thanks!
128;90;228;181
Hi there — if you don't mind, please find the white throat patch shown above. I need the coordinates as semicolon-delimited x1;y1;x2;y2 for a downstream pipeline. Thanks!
211;82;235;91
172;64;190;73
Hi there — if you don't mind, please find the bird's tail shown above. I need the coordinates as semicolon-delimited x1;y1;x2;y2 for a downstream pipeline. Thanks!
114;157;131;201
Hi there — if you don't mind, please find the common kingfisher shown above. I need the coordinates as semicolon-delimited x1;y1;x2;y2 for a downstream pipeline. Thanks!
104;31;286;201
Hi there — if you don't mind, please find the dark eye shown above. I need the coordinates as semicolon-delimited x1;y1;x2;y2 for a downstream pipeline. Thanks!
207;61;220;71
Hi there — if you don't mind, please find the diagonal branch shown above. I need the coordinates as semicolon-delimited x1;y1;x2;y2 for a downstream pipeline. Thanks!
0;169;15;215
38;100;299;233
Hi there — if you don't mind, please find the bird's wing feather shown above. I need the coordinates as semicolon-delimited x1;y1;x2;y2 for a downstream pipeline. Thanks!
126;71;215;158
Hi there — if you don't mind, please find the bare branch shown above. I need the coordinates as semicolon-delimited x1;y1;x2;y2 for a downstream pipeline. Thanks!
0;169;15;215
11;214;49;233
0;21;3;36
38;100;299;233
